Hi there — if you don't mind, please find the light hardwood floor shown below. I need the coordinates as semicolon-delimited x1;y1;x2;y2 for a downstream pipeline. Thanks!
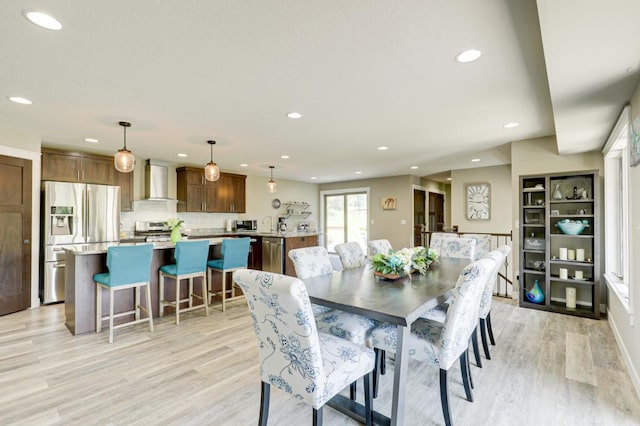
1;298;639;425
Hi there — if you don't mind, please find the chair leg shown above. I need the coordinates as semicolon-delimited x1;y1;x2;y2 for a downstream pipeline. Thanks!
349;381;357;401
439;369;452;426
221;270;227;312
380;349;386;375
364;371;373;426
487;311;496;345
134;286;140;321
471;327;482;368
201;275;209;317
312;407;323;426
96;284;102;333
480;318;491;360
467;346;474;389
159;273;165;317
108;288;115;344
259;381;270;426
175;277;181;325
373;348;381;399
460;352;473;402
188;277;194;308
145;283;154;332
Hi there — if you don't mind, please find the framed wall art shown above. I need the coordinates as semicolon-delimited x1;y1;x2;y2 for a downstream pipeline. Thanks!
381;196;397;210
465;182;490;220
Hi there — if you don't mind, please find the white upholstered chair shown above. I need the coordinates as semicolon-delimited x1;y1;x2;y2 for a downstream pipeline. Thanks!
334;242;367;269
478;245;511;359
288;246;335;316
462;233;492;260
371;258;496;426
368;239;393;256
440;237;476;260
233;269;375;426
428;232;459;254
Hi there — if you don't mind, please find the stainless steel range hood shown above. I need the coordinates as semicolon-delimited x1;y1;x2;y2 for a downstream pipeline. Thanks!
144;159;172;200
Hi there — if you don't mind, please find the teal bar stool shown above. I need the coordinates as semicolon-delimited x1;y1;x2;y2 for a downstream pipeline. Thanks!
94;244;154;344
207;237;251;312
159;240;211;324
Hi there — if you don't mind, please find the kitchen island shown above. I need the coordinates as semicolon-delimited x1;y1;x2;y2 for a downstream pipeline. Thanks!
63;231;318;335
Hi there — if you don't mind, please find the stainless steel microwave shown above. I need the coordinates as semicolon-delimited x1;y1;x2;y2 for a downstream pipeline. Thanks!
234;219;257;231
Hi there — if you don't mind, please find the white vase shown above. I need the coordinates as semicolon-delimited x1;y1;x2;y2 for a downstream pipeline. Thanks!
552;183;563;200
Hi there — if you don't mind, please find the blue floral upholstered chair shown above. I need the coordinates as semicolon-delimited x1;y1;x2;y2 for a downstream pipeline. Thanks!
478;245;511;359
334;242;367;269
370;257;496;426
440;237;476;260
428;232;459;254
233;269;375;426
367;239;393;256
461;233;492;260
288;246;335;316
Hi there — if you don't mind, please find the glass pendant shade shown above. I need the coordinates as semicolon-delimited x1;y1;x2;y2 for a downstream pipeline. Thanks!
267;166;277;193
204;140;220;182
114;121;135;173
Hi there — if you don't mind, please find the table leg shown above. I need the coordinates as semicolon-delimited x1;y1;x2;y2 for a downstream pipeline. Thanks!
391;325;410;426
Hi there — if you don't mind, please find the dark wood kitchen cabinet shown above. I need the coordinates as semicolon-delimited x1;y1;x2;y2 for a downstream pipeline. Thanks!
41;148;134;211
284;235;318;276
176;167;246;213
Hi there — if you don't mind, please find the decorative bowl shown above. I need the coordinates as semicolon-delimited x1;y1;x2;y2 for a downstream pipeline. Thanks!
556;220;589;235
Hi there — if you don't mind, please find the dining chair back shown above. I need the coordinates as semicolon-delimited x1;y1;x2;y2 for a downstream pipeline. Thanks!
94;244;154;343
233;269;375;426
334;242;367;269
288;246;334;279
368;239;393;256
461;233;492;259
440;237;476;260
208;237;251;312
429;232;459;254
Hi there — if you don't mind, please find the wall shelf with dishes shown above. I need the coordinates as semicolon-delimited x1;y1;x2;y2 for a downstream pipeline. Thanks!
519;170;600;319
282;201;312;219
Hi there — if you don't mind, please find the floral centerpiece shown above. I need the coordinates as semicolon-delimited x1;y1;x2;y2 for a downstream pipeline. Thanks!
371;246;438;280
166;218;184;244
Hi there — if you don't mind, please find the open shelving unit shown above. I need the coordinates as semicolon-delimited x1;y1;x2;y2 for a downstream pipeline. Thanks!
519;170;600;319
282;201;312;219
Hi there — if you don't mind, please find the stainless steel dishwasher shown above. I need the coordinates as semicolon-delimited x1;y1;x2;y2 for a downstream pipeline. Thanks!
262;237;284;273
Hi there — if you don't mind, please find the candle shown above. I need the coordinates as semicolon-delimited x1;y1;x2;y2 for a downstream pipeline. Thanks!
568;249;576;261
574;270;584;280
559;268;568;280
559;247;568;260
566;287;577;309
576;248;585;262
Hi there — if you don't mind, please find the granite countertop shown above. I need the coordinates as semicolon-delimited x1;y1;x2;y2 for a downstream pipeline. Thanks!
62;237;227;255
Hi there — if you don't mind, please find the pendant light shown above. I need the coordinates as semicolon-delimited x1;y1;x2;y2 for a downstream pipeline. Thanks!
204;140;220;181
267;165;277;193
114;121;135;173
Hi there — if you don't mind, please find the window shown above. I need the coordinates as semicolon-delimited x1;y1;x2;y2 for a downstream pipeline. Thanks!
603;106;631;311
321;189;368;253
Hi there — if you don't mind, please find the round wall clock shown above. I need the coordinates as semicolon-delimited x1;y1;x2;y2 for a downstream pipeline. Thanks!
271;198;281;209
465;183;490;220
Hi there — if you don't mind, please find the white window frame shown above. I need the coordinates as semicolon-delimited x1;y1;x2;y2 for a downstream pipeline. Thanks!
319;187;370;252
602;105;632;316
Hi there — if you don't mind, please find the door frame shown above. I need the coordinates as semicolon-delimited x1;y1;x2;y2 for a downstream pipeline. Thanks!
0;144;41;308
319;187;370;250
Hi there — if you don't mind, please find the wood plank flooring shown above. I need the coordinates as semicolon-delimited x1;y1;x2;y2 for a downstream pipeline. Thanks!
1;298;639;425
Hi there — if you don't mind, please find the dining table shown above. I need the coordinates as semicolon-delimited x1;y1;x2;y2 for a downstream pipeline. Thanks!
301;257;469;426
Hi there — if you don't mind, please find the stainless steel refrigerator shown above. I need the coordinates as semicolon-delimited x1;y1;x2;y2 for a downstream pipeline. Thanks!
41;181;120;304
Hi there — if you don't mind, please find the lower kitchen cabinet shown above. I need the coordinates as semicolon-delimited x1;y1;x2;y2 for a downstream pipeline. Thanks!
284;235;318;276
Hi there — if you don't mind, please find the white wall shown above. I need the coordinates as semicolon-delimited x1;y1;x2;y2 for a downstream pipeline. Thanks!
451;164;512;234
0;124;42;308
607;83;640;398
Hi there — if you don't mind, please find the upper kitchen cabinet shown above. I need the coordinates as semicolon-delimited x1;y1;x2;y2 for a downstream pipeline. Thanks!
41;148;134;211
176;167;246;213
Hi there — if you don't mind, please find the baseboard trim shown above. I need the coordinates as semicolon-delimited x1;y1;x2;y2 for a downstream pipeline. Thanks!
607;306;640;399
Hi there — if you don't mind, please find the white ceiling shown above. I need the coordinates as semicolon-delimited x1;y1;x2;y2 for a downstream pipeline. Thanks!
1;1;638;183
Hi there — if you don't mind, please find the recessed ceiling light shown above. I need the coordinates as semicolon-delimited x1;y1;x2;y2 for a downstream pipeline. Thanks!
177;153;188;158
287;112;302;119
378;146;388;151
355;171;362;175
503;122;519;128
22;10;63;30
84;138;98;143
281;155;290;159
8;96;32;105
471;158;481;162
455;49;482;63
240;163;248;167
447;177;452;181
311;176;317;180
410;166;418;170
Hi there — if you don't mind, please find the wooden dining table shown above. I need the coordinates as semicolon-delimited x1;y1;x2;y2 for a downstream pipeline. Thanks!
301;257;469;426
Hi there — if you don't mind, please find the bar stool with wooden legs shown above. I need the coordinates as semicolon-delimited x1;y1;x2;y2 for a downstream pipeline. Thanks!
207;237;251;312
94;244;154;344
159;240;210;324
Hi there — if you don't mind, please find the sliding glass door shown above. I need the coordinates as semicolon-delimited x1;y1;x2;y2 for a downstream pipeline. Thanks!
324;191;368;253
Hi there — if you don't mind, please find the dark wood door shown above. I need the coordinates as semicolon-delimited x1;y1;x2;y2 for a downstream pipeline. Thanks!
0;155;32;316
428;192;445;231
414;189;426;246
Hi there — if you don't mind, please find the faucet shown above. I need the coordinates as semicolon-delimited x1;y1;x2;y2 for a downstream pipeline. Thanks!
262;215;275;232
